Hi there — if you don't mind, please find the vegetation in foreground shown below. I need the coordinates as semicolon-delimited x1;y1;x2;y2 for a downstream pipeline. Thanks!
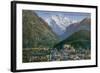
23;45;91;63
22;10;91;63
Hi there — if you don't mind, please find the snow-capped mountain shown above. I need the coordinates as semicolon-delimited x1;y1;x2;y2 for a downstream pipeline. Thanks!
51;14;72;31
46;14;73;36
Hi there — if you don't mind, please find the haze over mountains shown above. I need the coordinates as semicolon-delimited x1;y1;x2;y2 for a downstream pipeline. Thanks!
60;17;91;40
49;14;73;36
53;17;91;49
43;13;90;41
23;10;91;49
45;14;83;36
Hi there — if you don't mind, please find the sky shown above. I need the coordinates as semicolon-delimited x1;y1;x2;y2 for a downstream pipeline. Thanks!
33;10;91;35
35;10;91;24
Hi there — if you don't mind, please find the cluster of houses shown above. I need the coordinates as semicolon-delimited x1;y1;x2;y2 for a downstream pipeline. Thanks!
23;44;91;62
50;44;91;61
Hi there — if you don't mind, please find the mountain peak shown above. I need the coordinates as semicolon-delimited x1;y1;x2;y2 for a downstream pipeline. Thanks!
80;18;91;25
48;14;73;36
60;17;91;40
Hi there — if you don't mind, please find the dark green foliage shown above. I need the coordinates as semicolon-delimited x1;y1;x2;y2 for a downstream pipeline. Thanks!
54;30;90;49
23;49;32;62
22;10;59;48
66;30;90;49
22;10;91;62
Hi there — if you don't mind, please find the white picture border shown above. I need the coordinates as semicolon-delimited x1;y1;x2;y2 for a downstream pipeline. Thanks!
16;3;96;70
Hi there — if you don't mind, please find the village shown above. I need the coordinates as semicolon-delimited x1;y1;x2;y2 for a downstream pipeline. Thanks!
23;44;91;62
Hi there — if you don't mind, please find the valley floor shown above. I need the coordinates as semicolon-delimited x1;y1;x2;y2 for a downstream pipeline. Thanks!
23;47;91;63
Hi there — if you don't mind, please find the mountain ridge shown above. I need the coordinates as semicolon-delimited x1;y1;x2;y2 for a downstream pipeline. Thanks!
60;18;91;40
53;18;91;49
23;10;59;48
